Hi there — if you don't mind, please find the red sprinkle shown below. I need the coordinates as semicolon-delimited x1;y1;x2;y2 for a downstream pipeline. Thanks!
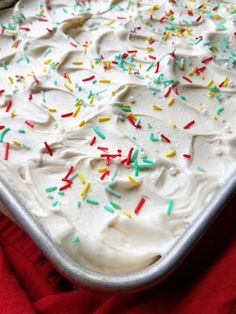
97;146;108;151
46;28;53;33
0;125;5;130
100;154;121;158
164;87;171;97
63;166;74;180
28;93;33;100
196;16;202;23
149;55;156;60
201;56;213;64
61;112;73;118
3;142;9;160
127;115;141;128
19;27;30;31
5;100;12;112
126;147;134;165
44;141;53;156
134;197;146;214
0;89;5;95
183;154;191;159
218;80;225;88
195;66;206;74
82;75;95;82
90;136;96;146
100;170;110;180
182;76;192;83
183;120;195;129
155;61;160;73
59;183;71;191
127;50;137;53
70;42;77;48
25;120;34;128
161;134;171;143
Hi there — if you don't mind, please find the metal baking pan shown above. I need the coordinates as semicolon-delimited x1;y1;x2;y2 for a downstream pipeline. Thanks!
0;171;236;293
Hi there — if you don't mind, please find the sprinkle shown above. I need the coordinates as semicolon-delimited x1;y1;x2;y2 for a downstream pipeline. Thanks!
164;87;171;97
93;126;106;139
72;61;83;65
98;167;107;173
202;56;213;64
86;198;99;205
167;97;175;106
165;150;176;158
105;187;121;198
110;200;121;209
64;83;73;93
77;173;86;185
123;211;131;218
127;115;141;128
77;201;81;208
100;170;110;180
48;108;57;113
80;182;91;198
61;112;73;118
182;76;192;83
82;75;95;82
99;79;111;83
126;147;134;165
89;136;96;146
73;106;81;117
79;120;86;127
197;165;206;173
104;204;115;213
166;199;173;215
51;201;60;207
63;166;74;180
155;61;160;73
134;197;145;214
183;120;195;129
149;132;159;142
128;176;139;185
45;186;57;193
161;134;171;143
183;154;191;159
152;105;162;111
3;142;9;160
25;120;34;128
168;119;176;128
12;140;21;147
206;80;214;88
134;159;139;177
44;141;53;156
5;100;12;112
0;127;10;143
72;236;80;244
97;117;110;122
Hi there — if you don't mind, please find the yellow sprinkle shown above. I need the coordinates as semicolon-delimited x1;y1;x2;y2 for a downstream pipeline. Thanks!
206;80;214;88
83;47;87;54
152;105;162;111
97;117;110;122
98;167;107;173
73;105;81;117
168;119;176;128
123;211;131;218
146;46;154;52
99;79;111;84
111;91;116;96
213;115;219;120
163;32;170;41
208;91;215;97
75;99;82;107
48;108;57;112
165;150;176;158
78;120;86;127
78;173;86;185
200;72;205;80
212;14;222;20
8;76;14;84
89;95;94;104
80;182;90;198
127;64;131;75
89;58;94;69
223;76;229;87
105;19;116;26
10;110;16;118
43;59;52;65
167;97;175;106
150;4;159;12
72;61;83;65
12;140;21;147
103;61;111;70
64;83;73;93
130;112;137;121
128;176;139;185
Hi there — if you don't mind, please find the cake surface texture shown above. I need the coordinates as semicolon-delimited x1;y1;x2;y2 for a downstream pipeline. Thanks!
0;0;236;274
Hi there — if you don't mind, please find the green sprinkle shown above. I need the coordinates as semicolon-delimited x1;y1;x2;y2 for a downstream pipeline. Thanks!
197;165;206;173
167;199;173;215
104;204;115;213
93;126;106;139
146;62;155;72
105;187;121;198
51;200;60;207
110;200;121;209
149;132;159;142
18;129;26;134
137;163;153;169
0;127;11;143
194;37;203;45
216;106;224;115
121;107;132;112
143;159;154;164
131;148;139;162
111;101;124;106
45;186;57;193
72;236;80;244
179;95;186;101
134;159;139;177
77;200;81;207
86;198;99;205
58;191;65;196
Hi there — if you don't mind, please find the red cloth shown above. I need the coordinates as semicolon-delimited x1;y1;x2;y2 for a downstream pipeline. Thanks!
0;196;235;314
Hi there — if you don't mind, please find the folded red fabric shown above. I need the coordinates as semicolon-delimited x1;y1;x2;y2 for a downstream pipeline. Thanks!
0;196;235;314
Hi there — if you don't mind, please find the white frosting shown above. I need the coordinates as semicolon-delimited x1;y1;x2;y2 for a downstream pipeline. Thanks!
1;0;236;274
